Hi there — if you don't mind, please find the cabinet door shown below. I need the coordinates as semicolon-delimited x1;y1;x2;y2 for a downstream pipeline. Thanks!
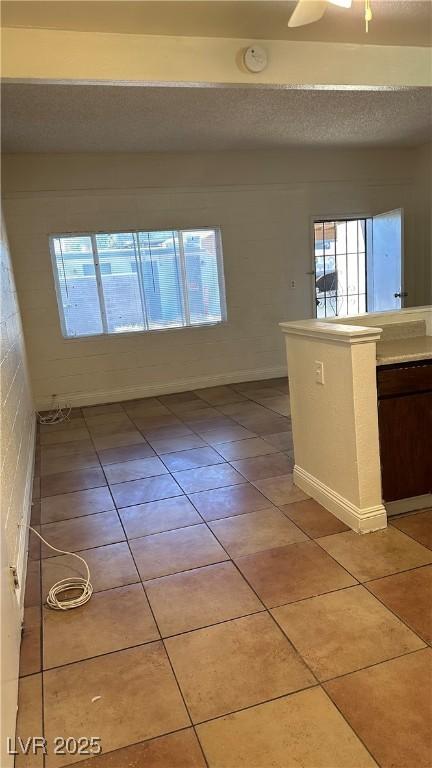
378;392;432;502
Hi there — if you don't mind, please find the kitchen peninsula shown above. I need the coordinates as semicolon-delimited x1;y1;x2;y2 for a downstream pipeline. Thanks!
280;307;432;533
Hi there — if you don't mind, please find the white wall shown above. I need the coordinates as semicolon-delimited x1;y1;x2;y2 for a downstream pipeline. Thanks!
283;325;386;533
2;147;430;408
0;213;35;768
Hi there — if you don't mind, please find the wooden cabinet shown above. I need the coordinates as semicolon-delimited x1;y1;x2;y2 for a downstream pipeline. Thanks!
377;360;432;502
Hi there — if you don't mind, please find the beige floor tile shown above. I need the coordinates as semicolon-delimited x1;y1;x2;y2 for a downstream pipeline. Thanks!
40;510;125;557
131;413;182;431
19;605;41;676
144;424;194;441
165;612;315;723
238;416;291;436
83;402;125;416
262;431;293;451
28;525;41;559
24;559;41;607
88;421;137;439
214;437;279;461
31;500;41;525
40;467;106;498
197;687;377;768
75;729;206;768
43;583;159;668
167;400;208;416
110;474;182;507
124;398;169;415
272;585;425;681
32;475;40;501
85;412;134;431
159;391;199;405
182;407;225;424
258;395;291;417
281;499;350;538
189;483;271;522
40;439;95;460
97;442;155;465
40;427;90;446
15;674;43;767
41;486;114;524
199;425;256;445
149;433;207;455
193;419;243;436
40;451;100;476
145;561;263;636
218;401;268;418
161;446;224;472
126;406;172;422
317;527;432;581
119;496;202;539
253;474;309;505
130;524;228;580
231;452;293;481
325;649;432;768
195;386;246;405
42;542;139;595
43;643;190;767
367;565;432;644
104;456;168;484
236;540;357;607
391;509;432;549
173;464;244;494
92;431;146;451
209;508;307;557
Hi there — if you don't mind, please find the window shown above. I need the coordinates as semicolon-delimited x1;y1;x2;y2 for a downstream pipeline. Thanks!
313;219;367;318
50;228;226;338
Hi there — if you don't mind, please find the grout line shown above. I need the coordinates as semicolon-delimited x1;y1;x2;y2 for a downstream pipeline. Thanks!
59;726;198;768
362;577;431;643
113;497;209;767
188;684;318;729
388;517;432;550
318;686;380;766
39;480;108;501
321;645;428;686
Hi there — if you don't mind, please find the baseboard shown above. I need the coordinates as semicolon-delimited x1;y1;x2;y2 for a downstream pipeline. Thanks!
14;413;37;617
385;494;432;517
35;366;288;410
293;465;387;534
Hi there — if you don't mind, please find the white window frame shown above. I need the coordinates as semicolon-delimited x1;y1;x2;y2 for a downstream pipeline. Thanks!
49;226;228;339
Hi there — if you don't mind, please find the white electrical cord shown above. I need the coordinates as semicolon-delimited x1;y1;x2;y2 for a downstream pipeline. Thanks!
29;526;93;610
37;397;72;425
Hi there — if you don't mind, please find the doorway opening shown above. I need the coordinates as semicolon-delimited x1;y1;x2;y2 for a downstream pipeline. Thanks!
313;210;404;319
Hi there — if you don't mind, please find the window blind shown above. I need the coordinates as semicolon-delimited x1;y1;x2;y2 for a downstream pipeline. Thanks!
50;228;226;338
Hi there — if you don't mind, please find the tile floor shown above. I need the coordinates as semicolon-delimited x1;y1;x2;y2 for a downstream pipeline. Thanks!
17;378;432;767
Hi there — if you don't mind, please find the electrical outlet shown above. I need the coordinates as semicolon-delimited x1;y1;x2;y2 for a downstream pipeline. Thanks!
315;360;324;385
290;280;296;288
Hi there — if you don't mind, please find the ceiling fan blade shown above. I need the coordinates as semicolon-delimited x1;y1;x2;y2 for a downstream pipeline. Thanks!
328;0;352;7
288;0;327;28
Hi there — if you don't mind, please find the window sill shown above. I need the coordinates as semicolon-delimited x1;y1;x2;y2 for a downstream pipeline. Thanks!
61;320;228;341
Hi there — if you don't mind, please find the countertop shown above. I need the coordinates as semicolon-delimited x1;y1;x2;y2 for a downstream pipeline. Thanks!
376;336;432;365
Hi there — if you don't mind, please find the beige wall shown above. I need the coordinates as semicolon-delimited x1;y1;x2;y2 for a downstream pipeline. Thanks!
3;27;430;88
415;142;432;295
0;213;35;767
2;147;430;408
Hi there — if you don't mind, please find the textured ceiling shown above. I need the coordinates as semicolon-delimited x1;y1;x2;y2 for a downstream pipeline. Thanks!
2;83;431;153
2;0;432;46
